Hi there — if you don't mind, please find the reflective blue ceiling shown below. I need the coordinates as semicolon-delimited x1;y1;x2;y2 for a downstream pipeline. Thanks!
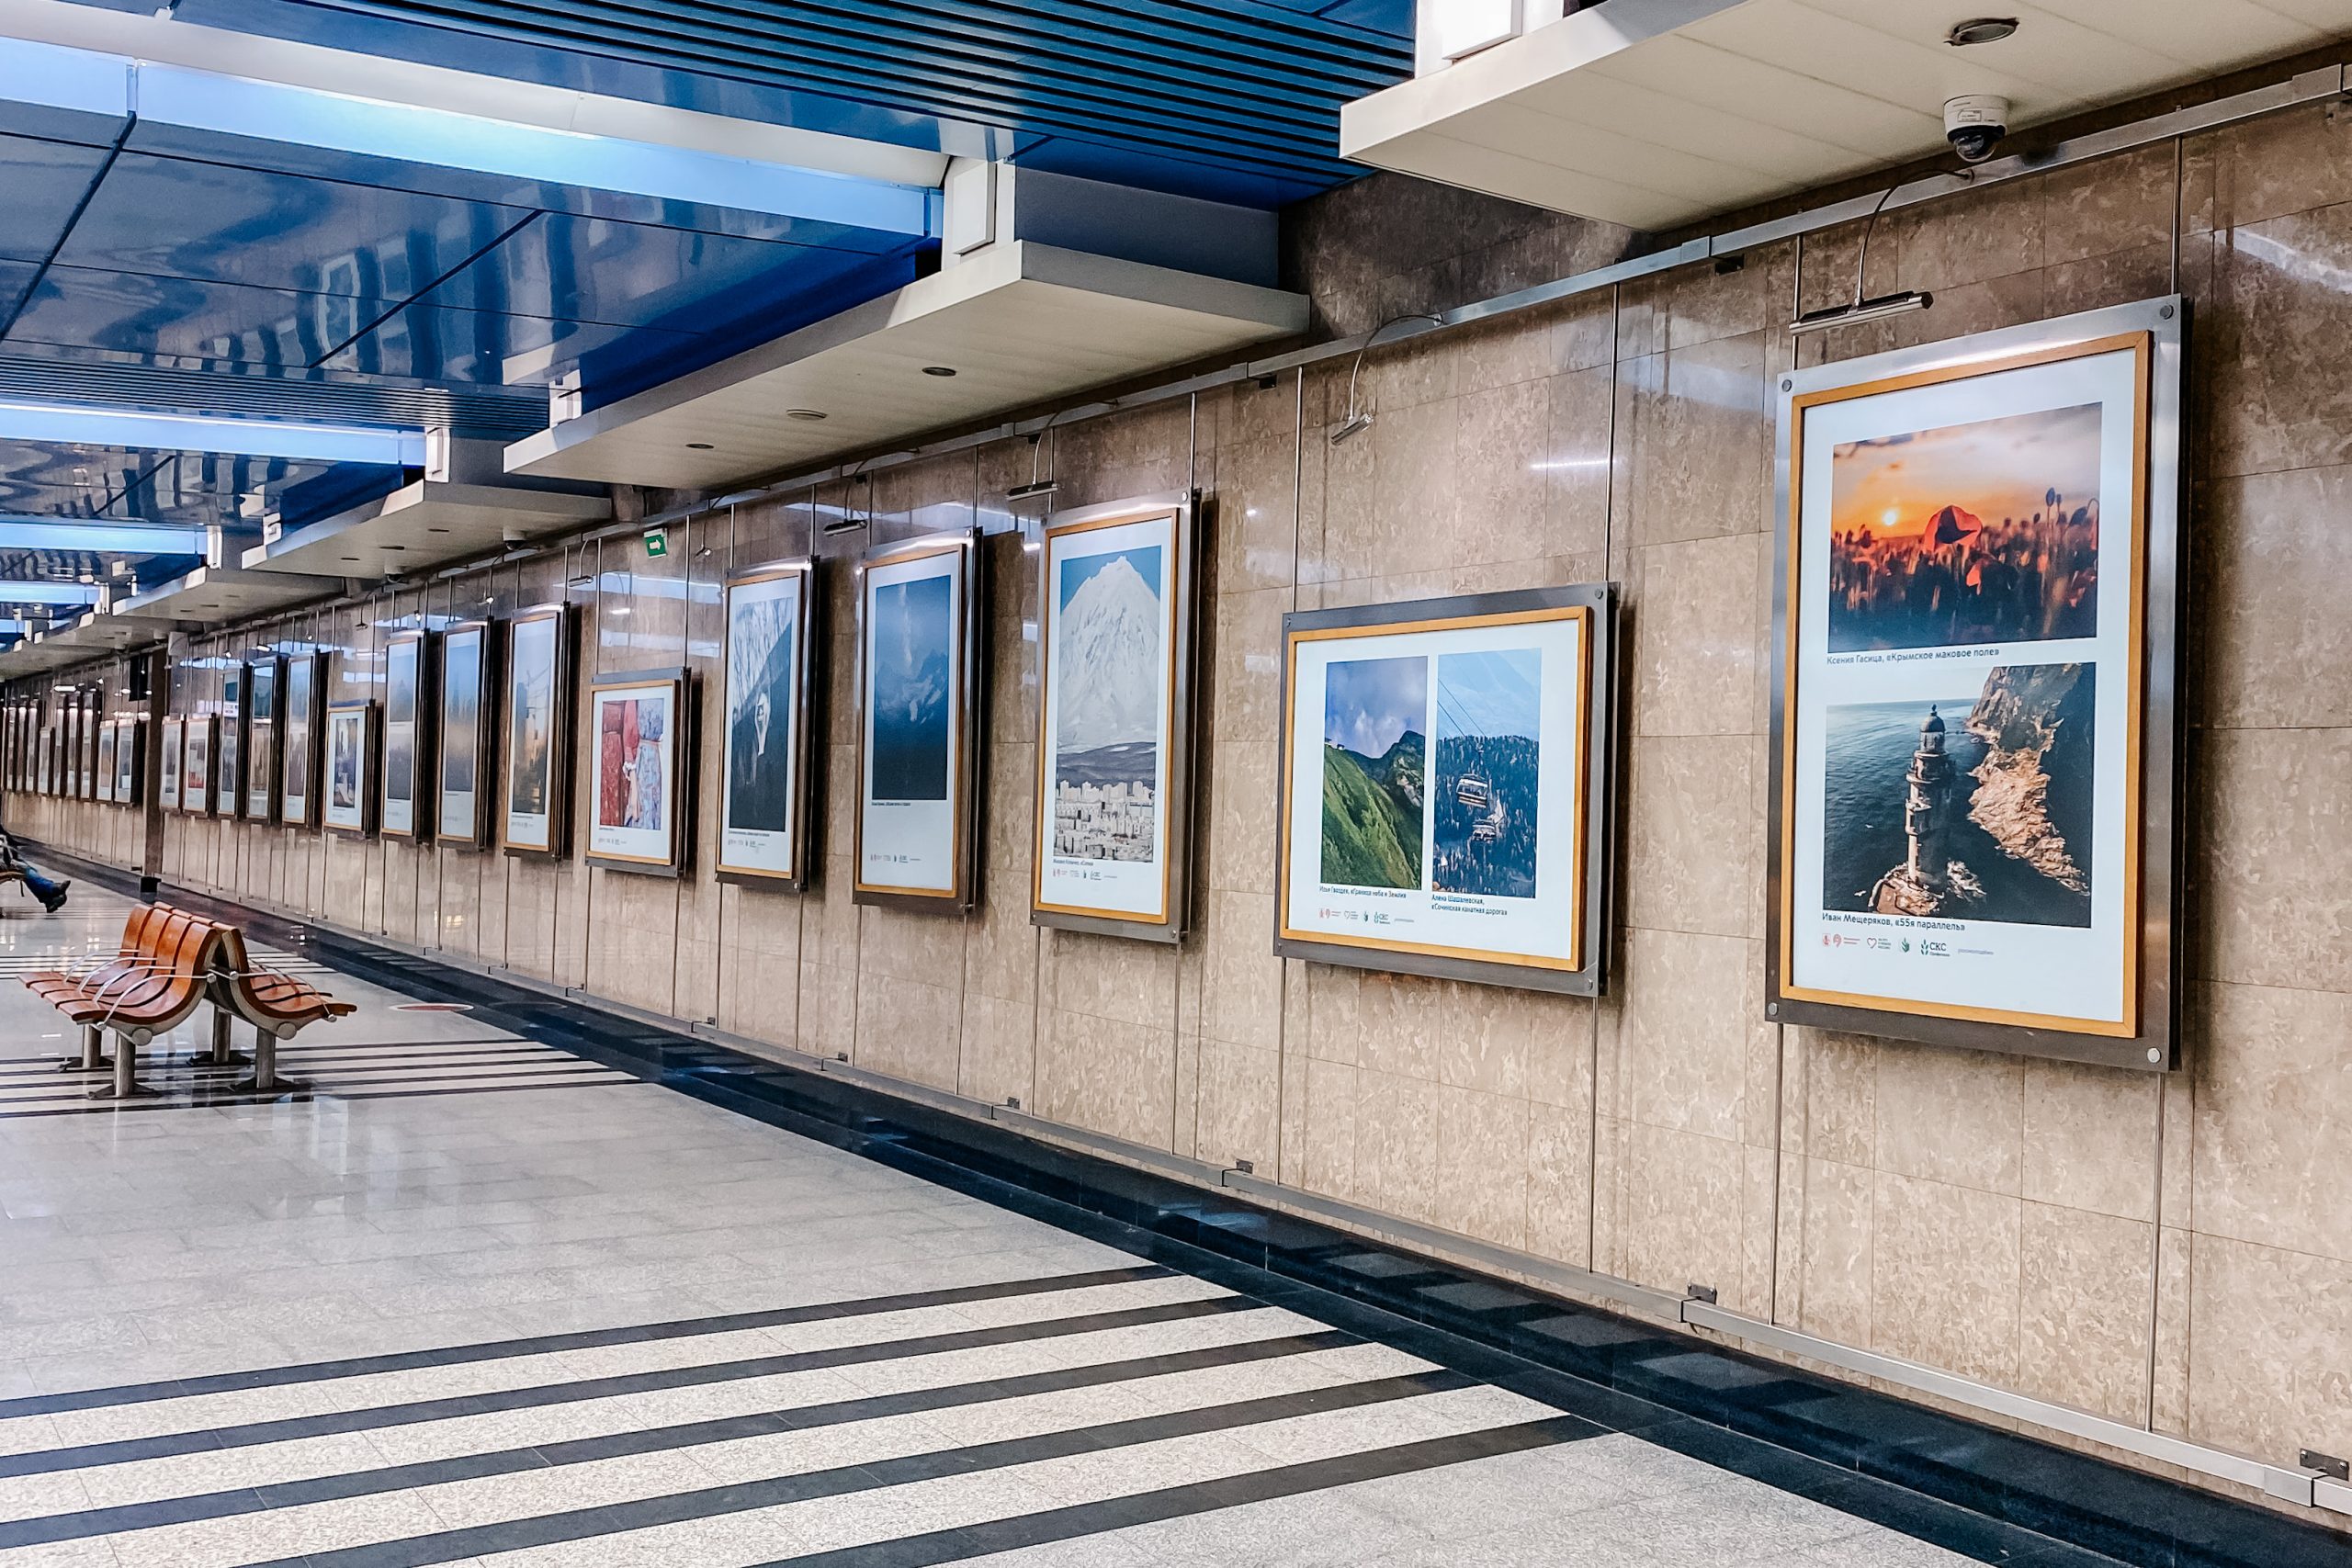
111;0;1412;208
0;0;1404;629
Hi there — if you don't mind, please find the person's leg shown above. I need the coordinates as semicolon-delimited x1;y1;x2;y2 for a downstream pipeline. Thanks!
19;864;66;909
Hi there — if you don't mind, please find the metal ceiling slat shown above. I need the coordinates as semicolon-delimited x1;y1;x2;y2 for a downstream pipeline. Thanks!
315;0;1398;180
393;0;1348;161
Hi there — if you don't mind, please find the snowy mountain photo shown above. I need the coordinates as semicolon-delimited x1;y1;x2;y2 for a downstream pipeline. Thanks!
1053;546;1164;788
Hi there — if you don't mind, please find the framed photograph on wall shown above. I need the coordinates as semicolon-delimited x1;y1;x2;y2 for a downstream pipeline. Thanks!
1767;295;2183;1071
501;604;574;858
436;619;497;849
245;655;281;822
324;700;379;836
218;668;244;819
96;720;118;804
717;561;815;886
381;628;434;840
1275;585;1616;996
1031;493;1199;942
160;716;185;811
280;653;322;827
586;668;691;874
114;717;141;807
79;696;99;800
854;530;980;911
184;715;217;816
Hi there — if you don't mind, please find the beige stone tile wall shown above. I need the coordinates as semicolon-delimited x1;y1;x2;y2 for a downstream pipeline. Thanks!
19;99;2352;1519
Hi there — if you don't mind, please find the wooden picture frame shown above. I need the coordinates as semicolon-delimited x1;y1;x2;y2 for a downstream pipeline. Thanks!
584;668;693;874
500;604;576;859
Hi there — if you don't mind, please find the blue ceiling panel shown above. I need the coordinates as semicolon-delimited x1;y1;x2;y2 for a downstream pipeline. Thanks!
6;265;400;369
52;152;534;302
409;212;888;328
0;136;113;265
315;299;699;385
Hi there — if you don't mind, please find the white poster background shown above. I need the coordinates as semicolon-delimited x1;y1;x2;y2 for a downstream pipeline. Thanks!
1035;514;1175;920
719;572;804;876
284;662;312;826
588;684;678;863
859;548;964;894
1785;346;2141;1027
382;638;418;834
185;723;210;814
324;709;369;831
160;719;183;810
437;629;482;840
504;616;559;852
1282;611;1586;968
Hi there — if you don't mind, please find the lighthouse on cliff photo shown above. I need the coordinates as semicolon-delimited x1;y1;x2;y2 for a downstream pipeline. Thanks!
1868;705;1965;916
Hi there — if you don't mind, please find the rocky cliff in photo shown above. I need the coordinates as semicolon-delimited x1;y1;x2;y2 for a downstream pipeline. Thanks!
1966;662;2094;895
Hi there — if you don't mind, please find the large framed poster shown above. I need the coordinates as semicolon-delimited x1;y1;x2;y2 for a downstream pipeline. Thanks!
381;628;434;840
218;668;244;819
245;655;281;822
113;717;141;807
96;720;119;804
35;726;50;795
324;700;379;836
159;716;185;811
501;605;574;858
435;619;497;849
282;653;322;828
1768;296;2183;1071
587;668;690;874
1275;585;1615;996
79;694;100;800
717;561;815;887
854;531;980;910
1031;494;1198;942
184;715;217;816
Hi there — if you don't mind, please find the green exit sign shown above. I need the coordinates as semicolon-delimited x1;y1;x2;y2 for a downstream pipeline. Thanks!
643;527;668;558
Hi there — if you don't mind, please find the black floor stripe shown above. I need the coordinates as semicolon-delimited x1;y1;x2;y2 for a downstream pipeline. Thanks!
245;1370;1495;1568
0;1075;640;1120
0;1043;557;1079
0;1037;528;1066
0;1064;620;1110
0;1296;1269;1477
0;1266;1174;1419
745;1416;1591;1568
0;1331;1360;1548
0;1054;580;1092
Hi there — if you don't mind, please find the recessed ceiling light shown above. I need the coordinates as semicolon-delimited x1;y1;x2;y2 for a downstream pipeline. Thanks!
1945;17;2018;45
340;556;360;563
786;409;828;422
686;442;716;450
426;526;450;534
921;366;957;378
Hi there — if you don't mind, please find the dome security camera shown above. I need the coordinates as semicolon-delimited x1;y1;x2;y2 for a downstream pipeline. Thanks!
1944;94;2010;164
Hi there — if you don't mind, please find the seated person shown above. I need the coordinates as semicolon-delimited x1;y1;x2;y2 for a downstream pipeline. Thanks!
0;829;69;913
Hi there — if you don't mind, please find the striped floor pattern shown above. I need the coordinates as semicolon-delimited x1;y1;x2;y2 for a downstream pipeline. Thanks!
0;1035;640;1120
0;946;330;978
0;1266;1612;1567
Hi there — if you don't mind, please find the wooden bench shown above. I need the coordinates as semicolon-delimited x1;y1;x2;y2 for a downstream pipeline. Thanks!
28;903;184;1071
207;925;356;1092
25;905;227;1099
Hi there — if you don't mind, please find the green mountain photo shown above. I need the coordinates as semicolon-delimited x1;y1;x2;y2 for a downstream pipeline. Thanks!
1321;731;1425;889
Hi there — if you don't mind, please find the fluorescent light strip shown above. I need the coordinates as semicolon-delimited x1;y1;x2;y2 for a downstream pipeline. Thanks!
0;17;937;236
0;519;208;555
0;401;424;466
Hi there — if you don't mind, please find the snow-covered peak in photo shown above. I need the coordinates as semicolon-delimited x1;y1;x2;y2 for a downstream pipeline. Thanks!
1057;557;1162;754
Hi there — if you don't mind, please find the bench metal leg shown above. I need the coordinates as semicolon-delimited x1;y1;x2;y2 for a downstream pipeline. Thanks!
57;1023;109;1073
201;1006;248;1068
90;1032;154;1100
237;1024;300;1097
